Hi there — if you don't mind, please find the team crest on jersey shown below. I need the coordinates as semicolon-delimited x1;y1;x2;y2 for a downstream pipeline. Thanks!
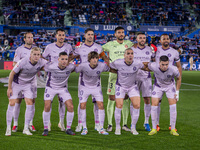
125;45;128;48
146;51;150;55
133;67;137;71
108;89;111;93
96;71;100;74
168;53;172;57
94;48;98;52
167;75;171;78
152;91;156;95
66;71;70;74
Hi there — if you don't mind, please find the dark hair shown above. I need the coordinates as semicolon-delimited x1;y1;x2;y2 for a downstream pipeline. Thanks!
125;48;133;53
24;32;33;39
115;26;124;33
88;51;99;62
160;55;169;62
85;28;94;34
136;32;145;37
56;28;65;34
59;51;68;57
160;33;169;38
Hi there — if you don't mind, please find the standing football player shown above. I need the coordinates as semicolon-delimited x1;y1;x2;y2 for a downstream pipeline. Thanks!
155;34;182;131
131;32;152;131
12;32;37;132
102;26;133;132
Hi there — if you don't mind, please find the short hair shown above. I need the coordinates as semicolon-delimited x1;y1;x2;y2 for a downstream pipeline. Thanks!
88;51;99;62
24;32;33;39
31;47;41;53
160;55;169;62
115;26;124;33
56;28;65;34
160;33;169;38
85;28;94;34
59;51;68;57
136;32;145;38
125;48;133;53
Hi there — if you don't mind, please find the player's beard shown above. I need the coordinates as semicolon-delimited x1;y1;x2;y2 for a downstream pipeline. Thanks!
117;36;124;41
163;42;169;47
139;42;145;47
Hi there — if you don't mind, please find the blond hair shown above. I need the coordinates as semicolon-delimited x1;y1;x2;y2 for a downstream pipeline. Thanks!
31;47;41;53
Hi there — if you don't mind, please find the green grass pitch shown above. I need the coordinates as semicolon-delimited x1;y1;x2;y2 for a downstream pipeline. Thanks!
0;70;200;150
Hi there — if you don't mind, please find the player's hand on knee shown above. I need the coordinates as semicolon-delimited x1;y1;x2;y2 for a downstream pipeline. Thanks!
7;88;13;98
174;91;179;102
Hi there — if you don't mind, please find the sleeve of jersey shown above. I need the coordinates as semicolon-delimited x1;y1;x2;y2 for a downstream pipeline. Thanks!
75;64;82;73
148;62;154;71
127;40;134;48
110;61;117;70
139;61;145;69
73;47;79;56
42;46;49;58
41;59;48;68
13;59;23;73
68;45;73;55
102;63;110;72
13;48;20;62
174;67;180;78
102;43;109;52
174;51;180;62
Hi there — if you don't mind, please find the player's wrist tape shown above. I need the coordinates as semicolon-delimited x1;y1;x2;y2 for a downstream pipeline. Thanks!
176;90;179;101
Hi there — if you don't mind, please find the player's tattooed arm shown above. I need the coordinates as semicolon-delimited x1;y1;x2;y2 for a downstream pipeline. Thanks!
141;62;151;71
7;70;16;98
68;53;80;63
175;75;181;101
110;68;117;74
176;61;182;77
13;62;17;67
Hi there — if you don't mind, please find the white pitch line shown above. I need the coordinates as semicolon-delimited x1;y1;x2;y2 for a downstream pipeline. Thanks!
181;83;200;87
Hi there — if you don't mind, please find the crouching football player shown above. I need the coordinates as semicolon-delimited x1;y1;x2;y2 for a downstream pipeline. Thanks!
6;47;46;136
42;52;75;136
147;55;181;136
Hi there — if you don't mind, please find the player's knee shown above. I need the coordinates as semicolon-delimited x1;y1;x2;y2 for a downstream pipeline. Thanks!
116;103;123;109
97;102;104;109
109;95;115;100
80;103;86;109
26;100;33;105
9;100;15;106
133;104;140;109
44;105;51;112
67;104;74;112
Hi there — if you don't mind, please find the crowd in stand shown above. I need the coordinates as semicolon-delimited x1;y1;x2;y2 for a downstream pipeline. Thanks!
3;0;68;26
129;0;197;27
3;0;200;26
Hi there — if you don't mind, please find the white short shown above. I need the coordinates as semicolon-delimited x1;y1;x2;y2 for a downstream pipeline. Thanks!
115;84;140;99
78;85;103;103
18;78;37;99
44;86;72;103
151;84;176;99
9;82;33;99
137;77;152;97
